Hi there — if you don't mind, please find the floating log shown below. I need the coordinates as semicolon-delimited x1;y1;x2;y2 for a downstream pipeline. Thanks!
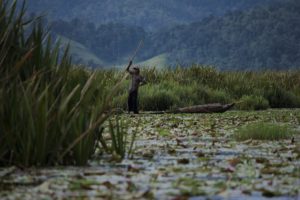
173;103;235;113
147;103;235;114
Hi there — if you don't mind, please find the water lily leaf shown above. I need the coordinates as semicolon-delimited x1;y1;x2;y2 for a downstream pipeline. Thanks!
102;181;114;189
255;157;269;164
260;188;280;197
177;158;190;165
228;157;242;167
195;151;205;158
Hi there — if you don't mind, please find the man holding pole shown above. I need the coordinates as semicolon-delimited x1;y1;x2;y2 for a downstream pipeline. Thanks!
126;60;146;114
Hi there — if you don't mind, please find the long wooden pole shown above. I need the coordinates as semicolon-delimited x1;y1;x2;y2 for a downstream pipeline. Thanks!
129;40;143;63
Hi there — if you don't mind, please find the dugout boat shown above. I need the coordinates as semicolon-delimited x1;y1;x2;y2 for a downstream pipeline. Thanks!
148;103;235;114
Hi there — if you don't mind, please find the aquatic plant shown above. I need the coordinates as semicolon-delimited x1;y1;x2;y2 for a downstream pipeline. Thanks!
96;115;137;160
237;95;270;110
234;122;295;141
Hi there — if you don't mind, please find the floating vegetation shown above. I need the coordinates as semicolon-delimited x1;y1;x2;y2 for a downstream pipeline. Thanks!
1;110;299;199
234;122;296;141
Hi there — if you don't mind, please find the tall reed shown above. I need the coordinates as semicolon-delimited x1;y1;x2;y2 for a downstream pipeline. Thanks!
0;0;128;166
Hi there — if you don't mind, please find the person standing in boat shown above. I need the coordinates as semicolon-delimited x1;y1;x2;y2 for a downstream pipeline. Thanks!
126;60;146;114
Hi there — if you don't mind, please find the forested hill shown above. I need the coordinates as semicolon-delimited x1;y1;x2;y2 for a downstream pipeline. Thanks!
50;0;300;70
143;0;300;70
25;0;276;31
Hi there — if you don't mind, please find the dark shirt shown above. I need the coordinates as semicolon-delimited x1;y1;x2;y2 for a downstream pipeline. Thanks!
128;69;146;92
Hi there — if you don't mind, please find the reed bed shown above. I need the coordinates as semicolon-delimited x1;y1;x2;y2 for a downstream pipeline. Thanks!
0;0;132;167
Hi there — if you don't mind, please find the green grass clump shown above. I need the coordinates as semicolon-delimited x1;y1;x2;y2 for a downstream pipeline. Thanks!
237;95;270;110
234;122;295;141
96;115;137;160
139;84;179;111
265;86;300;108
108;116;136;159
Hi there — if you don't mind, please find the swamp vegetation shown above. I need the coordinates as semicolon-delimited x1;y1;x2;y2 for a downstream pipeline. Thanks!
0;0;130;167
1;111;300;199
0;1;299;199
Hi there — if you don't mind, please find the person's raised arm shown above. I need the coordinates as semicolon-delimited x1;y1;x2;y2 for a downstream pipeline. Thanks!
126;60;133;72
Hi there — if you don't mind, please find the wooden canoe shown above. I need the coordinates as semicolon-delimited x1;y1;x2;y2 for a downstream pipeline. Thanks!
173;103;235;113
146;103;235;114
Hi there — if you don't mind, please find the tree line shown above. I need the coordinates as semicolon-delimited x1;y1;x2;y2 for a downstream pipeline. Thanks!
51;0;300;70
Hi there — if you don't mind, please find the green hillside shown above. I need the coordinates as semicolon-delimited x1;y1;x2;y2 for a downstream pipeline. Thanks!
137;54;170;69
141;0;300;69
57;35;106;68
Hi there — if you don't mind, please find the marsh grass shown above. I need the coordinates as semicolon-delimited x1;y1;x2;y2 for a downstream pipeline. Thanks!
98;115;137;160
109;116;128;158
2;0;299;166
234;122;295;141
111;66;300;111
237;95;270;110
0;0;134;166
